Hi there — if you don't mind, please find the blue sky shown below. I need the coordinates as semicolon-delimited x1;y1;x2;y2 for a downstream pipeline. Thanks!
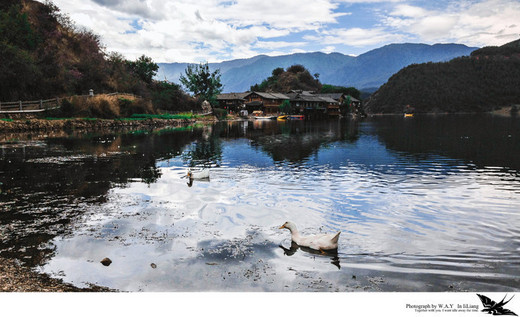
49;0;520;63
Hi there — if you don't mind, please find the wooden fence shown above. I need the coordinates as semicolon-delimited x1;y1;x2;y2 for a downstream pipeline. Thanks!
0;98;61;114
0;92;140;114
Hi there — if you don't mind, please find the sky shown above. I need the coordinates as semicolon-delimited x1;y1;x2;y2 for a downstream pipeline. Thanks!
47;0;520;63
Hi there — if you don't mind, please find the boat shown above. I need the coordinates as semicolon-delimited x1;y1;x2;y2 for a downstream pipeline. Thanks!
254;116;277;120
287;115;305;120
277;115;288;121
404;113;414;118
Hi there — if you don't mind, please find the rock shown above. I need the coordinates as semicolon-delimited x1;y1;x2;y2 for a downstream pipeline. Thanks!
100;257;112;266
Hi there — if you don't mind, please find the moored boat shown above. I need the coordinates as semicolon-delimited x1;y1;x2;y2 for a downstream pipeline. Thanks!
254;116;277;120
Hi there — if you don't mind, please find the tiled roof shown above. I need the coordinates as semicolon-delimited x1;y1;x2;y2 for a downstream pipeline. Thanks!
217;92;251;100
253;92;290;100
218;91;352;104
315;93;344;100
290;93;337;103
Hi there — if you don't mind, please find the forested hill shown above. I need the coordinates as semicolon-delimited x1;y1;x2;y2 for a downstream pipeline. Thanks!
0;0;158;101
363;39;520;114
158;43;477;93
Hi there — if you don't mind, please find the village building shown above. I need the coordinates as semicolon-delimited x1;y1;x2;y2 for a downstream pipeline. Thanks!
286;90;340;118
244;92;290;115
217;91;290;115
216;90;360;117
216;92;250;113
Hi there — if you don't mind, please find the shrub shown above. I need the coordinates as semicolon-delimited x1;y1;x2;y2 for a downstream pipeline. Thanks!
213;108;227;120
60;98;74;116
91;98;118;118
119;98;154;117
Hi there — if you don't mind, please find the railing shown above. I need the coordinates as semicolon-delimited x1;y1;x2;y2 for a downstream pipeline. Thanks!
0;98;61;114
0;92;140;114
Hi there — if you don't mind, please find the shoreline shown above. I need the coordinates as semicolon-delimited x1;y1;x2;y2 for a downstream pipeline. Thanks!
0;258;113;292
0;116;218;132
0;109;516;133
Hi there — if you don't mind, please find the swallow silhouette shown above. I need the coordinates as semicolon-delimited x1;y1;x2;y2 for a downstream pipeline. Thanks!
477;294;517;316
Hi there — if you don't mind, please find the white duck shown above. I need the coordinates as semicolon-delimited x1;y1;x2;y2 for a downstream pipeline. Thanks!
187;168;210;179
279;221;340;251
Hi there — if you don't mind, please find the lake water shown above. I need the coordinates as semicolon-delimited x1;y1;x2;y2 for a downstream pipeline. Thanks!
1;115;519;291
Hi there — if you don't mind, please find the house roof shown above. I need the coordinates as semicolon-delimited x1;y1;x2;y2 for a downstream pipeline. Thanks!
289;90;316;95
217;92;251;100
218;91;352;105
315;93;344;101
288;93;338;104
344;95;360;102
318;96;338;103
253;92;290;100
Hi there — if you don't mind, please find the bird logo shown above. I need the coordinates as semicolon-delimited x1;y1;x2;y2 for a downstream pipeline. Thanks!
477;294;517;316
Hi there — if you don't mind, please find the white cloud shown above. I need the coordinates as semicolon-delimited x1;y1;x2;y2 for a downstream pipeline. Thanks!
51;0;346;62
207;0;345;30
384;0;520;46
254;41;307;49
390;4;427;17
48;0;520;63
322;46;336;53
334;0;404;2
305;27;404;47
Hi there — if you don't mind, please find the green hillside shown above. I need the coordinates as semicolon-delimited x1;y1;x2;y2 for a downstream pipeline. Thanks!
364;39;520;114
0;0;198;115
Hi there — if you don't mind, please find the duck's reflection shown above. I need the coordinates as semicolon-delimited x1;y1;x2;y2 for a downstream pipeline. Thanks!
279;241;341;269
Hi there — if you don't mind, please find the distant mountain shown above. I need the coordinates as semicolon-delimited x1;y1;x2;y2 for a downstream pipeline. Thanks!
157;43;478;93
364;39;520;113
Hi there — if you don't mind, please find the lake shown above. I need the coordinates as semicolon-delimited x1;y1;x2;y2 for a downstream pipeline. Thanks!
1;115;519;291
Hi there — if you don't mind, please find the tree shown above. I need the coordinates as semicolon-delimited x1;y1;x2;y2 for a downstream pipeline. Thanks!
287;64;306;73
279;99;292;114
180;62;223;107
251;65;322;93
0;42;41;100
321;84;361;99
151;80;197;112
272;67;284;77
0;5;40;50
128;55;158;85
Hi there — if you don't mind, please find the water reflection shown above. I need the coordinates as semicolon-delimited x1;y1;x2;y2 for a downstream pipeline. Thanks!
372;114;520;171
0;127;202;265
0;116;519;291
279;241;341;269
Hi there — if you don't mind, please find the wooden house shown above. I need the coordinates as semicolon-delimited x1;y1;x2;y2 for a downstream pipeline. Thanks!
216;92;250;113
244;92;290;114
287;91;340;117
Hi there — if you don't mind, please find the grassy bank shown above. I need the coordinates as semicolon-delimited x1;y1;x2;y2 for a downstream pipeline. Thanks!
0;93;216;131
57;94;154;118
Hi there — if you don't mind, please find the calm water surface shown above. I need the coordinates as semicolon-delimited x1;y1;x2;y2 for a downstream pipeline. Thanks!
1;115;519;291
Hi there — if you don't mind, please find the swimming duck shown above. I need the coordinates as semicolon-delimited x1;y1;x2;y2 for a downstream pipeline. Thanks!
279;221;340;251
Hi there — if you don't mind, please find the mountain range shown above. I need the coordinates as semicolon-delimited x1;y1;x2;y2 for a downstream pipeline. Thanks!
157;43;478;93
